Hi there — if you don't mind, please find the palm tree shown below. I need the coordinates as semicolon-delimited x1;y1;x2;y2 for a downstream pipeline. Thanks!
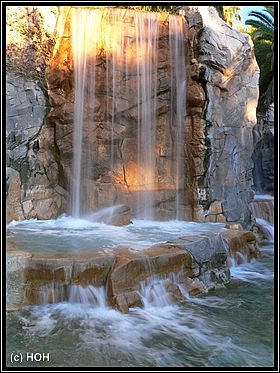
245;6;274;110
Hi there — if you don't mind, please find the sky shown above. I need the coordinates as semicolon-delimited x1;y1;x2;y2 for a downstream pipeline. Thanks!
239;5;265;26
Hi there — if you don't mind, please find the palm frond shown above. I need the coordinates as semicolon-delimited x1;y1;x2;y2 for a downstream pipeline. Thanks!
245;6;274;108
246;10;274;29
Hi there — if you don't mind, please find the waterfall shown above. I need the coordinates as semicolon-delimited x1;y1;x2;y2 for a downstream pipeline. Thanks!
68;285;107;307
71;8;187;219
38;283;107;307
250;195;274;224
139;272;186;307
139;275;174;307
227;252;249;267
135;12;160;220
250;195;274;241
71;9;101;217
39;283;68;304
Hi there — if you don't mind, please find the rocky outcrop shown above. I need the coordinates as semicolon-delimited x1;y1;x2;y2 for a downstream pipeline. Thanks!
252;104;274;194
185;7;259;228
7;232;226;311
6;8;68;223
252;131;274;194
6;168;24;222
170;233;230;289
7;229;260;312
6;71;68;222
6;72;47;167
107;245;195;312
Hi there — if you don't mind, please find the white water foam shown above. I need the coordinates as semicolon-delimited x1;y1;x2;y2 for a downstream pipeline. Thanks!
7;215;226;253
254;194;274;200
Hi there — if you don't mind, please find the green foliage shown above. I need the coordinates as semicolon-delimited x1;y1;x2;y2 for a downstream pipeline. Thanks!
111;6;179;14
6;6;55;80
245;6;274;108
213;6;241;26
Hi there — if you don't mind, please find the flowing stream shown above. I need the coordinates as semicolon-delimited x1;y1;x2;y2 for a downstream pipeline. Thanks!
6;225;274;367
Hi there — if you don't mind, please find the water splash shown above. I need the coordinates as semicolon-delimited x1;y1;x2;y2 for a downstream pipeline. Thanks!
256;218;274;241
139;272;184;307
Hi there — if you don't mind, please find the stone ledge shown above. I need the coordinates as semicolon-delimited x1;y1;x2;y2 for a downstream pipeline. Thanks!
6;229;259;312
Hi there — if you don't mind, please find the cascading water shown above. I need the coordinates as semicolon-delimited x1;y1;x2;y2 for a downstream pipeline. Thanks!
7;239;274;367
135;12;160;220
70;8;187;219
250;194;274;224
71;9;101;217
250;194;274;241
39;283;107;307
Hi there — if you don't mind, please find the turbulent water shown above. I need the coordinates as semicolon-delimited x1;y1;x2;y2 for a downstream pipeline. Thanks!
6;235;274;367
7;216;226;253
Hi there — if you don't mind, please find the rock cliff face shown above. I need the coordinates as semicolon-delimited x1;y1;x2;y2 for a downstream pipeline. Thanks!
6;72;68;221
185;7;259;226
252;104;274;194
6;6;259;227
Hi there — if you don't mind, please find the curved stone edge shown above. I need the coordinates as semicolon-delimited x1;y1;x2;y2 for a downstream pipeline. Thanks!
6;230;260;312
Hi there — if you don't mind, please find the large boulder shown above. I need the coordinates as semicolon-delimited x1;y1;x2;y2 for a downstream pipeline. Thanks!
184;6;259;228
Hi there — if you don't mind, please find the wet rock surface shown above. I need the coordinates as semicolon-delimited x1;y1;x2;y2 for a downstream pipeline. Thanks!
7;229;260;312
